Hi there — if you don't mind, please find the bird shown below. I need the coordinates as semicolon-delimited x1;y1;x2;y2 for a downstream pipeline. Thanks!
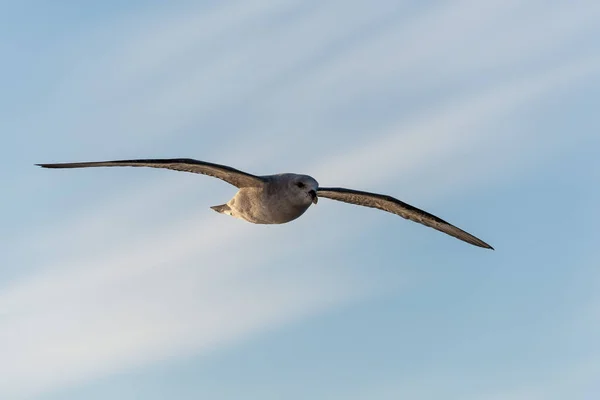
36;158;493;250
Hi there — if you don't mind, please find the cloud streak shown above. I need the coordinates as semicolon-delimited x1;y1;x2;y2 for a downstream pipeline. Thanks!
312;54;600;189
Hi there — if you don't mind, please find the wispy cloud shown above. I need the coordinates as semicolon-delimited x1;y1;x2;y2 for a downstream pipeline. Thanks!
38;0;404;147
2;197;384;398
1;263;372;399
312;54;600;189
262;0;600;112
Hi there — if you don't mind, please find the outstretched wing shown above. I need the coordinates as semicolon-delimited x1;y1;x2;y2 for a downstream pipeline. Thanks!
317;187;493;249
36;158;263;188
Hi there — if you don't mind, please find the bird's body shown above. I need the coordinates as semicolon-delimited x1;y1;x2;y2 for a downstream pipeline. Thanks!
212;174;318;224
37;158;494;250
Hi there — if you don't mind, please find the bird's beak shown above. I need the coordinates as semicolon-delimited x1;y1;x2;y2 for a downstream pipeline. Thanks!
309;190;318;204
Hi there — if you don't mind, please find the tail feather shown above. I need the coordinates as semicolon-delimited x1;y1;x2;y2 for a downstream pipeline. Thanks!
210;204;231;214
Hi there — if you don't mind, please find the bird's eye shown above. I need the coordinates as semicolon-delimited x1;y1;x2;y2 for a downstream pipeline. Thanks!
296;182;305;188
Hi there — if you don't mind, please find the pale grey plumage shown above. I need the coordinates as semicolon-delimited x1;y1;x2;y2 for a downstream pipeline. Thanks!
37;158;493;249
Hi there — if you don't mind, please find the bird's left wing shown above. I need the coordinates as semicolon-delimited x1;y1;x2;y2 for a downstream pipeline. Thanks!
36;158;263;188
317;187;493;249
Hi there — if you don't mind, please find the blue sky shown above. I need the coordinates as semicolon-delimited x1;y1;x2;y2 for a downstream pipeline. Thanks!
1;0;600;399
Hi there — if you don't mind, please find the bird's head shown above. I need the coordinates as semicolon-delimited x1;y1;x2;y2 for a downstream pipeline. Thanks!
287;174;319;206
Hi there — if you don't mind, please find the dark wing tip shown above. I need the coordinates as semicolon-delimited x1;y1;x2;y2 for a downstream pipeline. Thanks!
36;162;100;169
463;232;494;250
477;240;495;250
36;163;67;168
456;230;494;250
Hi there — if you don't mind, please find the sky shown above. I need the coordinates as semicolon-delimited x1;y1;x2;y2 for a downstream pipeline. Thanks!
1;0;600;399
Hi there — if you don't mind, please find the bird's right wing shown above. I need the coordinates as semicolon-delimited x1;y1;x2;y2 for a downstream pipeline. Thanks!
36;158;264;188
317;187;493;249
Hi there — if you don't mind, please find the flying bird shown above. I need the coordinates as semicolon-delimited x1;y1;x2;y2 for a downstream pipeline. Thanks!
36;158;493;249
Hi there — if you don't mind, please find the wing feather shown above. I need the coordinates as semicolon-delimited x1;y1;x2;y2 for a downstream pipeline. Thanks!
36;158;263;188
317;187;493;249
